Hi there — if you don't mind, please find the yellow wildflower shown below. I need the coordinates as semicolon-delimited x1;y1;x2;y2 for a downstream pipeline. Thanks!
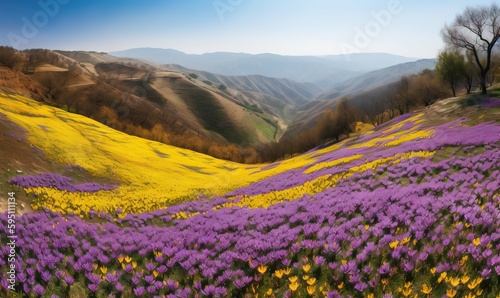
401;287;412;297
438;272;447;283
421;283;432;294
302;275;309;280
257;264;267;274
307;277;316;285
467;277;482;290
460;256;469;266
289;282;299;291
266;288;272;296
117;256;124;263
302;263;311;273
446;289;457;298
153;251;162;257
464;293;476;298
307;285;316;295
338;282;344;289
99;267;107;275
404;282;412;289
93;264;98;270
472;238;481;246
283;267;291;275
132;261;137;269
125;256;132;263
449;277;460;287
274;269;284;279
288;276;298;283
153;270;159;278
430;267;436;274
389;240;399;249
461;275;470;284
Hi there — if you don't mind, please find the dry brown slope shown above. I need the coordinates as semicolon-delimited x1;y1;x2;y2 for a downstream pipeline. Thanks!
150;72;276;144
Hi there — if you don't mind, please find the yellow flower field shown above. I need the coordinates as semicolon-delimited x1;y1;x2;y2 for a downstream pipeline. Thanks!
1;93;438;215
0;94;350;214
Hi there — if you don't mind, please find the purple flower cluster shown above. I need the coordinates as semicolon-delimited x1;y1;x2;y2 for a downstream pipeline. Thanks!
480;97;500;108
8;172;116;193
232;120;500;196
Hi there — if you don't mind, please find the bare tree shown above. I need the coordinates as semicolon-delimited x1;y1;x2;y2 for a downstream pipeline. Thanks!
335;98;357;137
462;52;478;93
442;3;500;94
388;76;412;115
411;71;449;106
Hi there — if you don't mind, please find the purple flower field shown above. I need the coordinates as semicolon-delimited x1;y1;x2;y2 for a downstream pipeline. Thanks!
1;115;500;297
8;173;116;193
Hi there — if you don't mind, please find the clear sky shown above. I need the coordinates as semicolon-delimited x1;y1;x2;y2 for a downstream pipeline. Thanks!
0;0;496;58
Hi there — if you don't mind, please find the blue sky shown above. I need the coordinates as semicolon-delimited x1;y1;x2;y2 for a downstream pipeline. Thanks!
0;0;496;58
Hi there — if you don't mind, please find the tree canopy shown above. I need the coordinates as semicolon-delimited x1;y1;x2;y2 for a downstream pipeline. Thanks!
442;3;500;94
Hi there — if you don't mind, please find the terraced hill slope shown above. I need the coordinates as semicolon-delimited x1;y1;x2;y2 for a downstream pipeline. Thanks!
1;91;500;297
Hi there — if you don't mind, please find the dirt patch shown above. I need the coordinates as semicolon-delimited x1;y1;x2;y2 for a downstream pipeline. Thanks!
34;63;68;72
0;114;50;214
0;67;49;101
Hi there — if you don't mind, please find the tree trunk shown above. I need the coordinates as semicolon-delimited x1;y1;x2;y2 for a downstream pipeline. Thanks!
479;74;487;95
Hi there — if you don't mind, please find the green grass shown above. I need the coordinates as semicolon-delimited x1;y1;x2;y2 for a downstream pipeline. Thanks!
256;121;277;140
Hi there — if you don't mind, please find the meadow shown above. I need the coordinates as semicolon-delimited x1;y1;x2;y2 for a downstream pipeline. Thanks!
1;93;500;297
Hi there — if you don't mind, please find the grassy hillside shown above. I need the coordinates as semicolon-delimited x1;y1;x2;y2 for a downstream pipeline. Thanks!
1;91;500;297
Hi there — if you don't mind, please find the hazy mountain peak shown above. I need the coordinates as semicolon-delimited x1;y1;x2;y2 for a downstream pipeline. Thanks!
110;48;420;85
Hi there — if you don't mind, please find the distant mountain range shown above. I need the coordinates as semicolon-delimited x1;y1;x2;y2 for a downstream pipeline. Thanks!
110;48;421;86
316;59;437;100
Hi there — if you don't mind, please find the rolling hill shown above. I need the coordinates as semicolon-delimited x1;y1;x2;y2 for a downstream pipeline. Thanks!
2;50;305;158
163;64;321;119
57;51;325;138
1;87;499;297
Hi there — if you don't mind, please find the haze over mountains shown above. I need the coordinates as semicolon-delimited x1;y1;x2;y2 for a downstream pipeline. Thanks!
316;59;437;100
110;48;421;86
